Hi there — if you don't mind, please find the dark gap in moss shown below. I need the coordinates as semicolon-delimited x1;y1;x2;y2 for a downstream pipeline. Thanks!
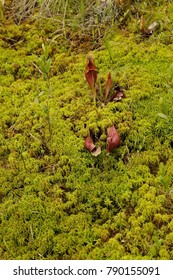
90;127;102;143
159;155;168;165
148;163;159;176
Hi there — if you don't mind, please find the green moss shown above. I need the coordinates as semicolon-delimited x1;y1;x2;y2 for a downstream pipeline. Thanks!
1;2;173;260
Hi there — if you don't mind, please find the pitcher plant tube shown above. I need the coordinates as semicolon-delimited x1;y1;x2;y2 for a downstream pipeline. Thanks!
106;125;120;155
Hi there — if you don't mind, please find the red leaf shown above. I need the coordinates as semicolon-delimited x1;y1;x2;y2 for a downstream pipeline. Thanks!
84;135;101;156
106;125;120;155
85;55;97;90
104;72;112;104
84;135;96;152
110;86;124;102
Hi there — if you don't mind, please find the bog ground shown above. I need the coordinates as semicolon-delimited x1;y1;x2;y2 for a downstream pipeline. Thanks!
0;0;173;259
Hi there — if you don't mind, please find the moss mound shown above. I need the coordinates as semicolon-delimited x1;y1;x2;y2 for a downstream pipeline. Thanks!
0;1;173;260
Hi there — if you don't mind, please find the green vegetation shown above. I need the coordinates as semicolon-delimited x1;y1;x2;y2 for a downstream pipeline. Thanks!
0;0;173;260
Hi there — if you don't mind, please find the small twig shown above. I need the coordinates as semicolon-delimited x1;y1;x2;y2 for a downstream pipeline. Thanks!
62;0;68;37
51;34;63;42
38;253;44;258
51;28;65;36
30;224;34;240
31;62;44;75
29;133;39;141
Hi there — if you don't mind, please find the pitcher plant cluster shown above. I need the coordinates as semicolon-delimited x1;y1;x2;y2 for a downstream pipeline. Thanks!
84;54;124;156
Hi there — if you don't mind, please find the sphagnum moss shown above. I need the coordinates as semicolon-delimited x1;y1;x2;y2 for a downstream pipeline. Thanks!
1;1;173;260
